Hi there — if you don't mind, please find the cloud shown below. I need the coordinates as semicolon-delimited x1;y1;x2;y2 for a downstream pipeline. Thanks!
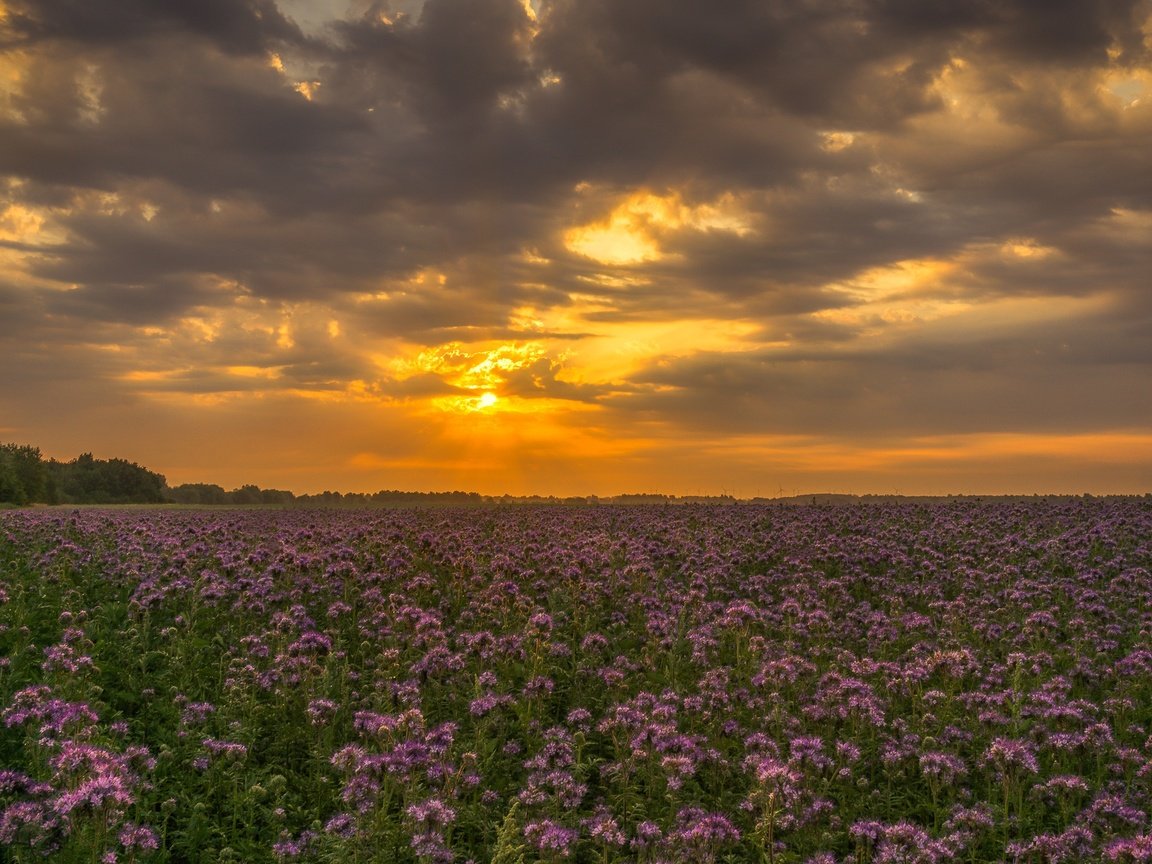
1;0;304;53
0;0;1149;491
619;294;1152;438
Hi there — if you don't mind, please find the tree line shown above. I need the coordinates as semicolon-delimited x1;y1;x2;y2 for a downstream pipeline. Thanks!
0;444;294;506
1;442;753;508
0;443;473;507
0;444;167;505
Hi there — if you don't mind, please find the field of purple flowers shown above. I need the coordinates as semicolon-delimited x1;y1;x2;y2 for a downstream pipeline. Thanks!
2;501;1152;863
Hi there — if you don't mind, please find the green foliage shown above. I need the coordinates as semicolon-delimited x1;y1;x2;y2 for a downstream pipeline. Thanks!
167;483;296;505
0;443;168;505
0;443;48;504
50;452;167;504
167;482;233;505
0;456;25;504
490;802;527;864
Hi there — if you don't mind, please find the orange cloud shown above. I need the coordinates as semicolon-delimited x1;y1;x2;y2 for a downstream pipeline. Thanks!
564;187;753;265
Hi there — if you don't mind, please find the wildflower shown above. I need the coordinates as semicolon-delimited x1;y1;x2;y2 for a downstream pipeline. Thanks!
567;708;592;729
306;698;338;725
631;820;663;851
118;822;159;850
524;819;579;857
669;807;740;847
1105;835;1152;862
1007;826;1093;863
272;830;317;859
325;813;356;838
982;738;1039;778
201;739;248;761
406;797;457;828
919;752;967;784
179;702;216;727
469;693;510;716
584;806;627;847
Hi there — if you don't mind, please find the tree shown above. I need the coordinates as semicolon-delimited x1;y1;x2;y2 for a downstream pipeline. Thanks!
230;484;263;505
167;483;229;505
99;458;167;503
0;453;26;504
0;444;47;504
49;452;166;504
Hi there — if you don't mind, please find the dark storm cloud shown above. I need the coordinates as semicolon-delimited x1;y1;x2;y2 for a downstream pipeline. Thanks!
0;43;372;206
16;187;561;325
337;0;535;121
0;0;303;53
868;0;1135;60
43;279;221;325
4;0;1146;208
535;0;947;130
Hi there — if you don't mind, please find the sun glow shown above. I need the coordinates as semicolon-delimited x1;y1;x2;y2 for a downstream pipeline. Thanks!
813;258;971;329
564;188;753;265
392;341;579;415
0;203;45;240
430;392;503;413
402;342;551;389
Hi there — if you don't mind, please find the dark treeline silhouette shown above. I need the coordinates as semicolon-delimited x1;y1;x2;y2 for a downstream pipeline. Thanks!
1;444;707;508
0;444;166;505
0;443;483;507
294;490;484;507
167;483;295;506
0;444;297;507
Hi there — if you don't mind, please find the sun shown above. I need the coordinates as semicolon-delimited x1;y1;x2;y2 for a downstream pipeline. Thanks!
428;390;504;413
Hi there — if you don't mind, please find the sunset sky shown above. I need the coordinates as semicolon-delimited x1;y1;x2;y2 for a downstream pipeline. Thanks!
1;0;1150;496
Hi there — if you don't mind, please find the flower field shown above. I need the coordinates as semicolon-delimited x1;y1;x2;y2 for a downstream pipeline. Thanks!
2;501;1152;863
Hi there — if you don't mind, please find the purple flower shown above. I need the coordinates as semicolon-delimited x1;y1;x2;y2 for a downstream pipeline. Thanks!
324;813;357;838
201;738;248;761
919;751;967;784
273;830;317;859
584;806;626;847
406;797;457;828
469;693;509;717
669;807;740;847
1007;826;1093;863
524;819;579;857
307;698;339;725
118;822;159;850
982;737;1039;778
1106;835;1152;862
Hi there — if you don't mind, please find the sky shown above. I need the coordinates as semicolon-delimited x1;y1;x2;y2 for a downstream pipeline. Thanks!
1;0;1151;497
